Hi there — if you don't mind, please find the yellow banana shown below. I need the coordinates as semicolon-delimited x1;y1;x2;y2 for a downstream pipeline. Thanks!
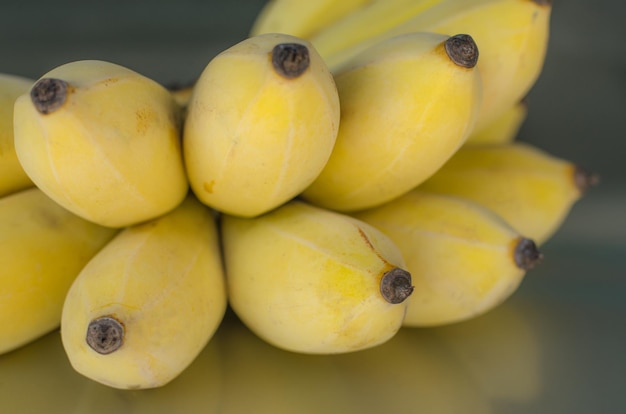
418;142;600;244
61;194;227;389
0;188;118;355
13;59;188;228
300;31;482;212
311;0;552;132
221;200;414;354
464;96;528;145
0;73;35;197
353;190;543;326
183;33;340;217
250;0;374;38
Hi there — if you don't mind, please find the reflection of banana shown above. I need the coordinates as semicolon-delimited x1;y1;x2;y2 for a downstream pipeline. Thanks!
221;200;413;354
61;195;226;389
334;327;493;413
0;73;34;197
250;0;372;38
465;96;528;145
419;142;599;244
311;0;552;132
353;190;543;326
184;33;339;217
13;60;188;227
301;32;481;212
432;303;542;403
0;188;117;355
0;331;88;413
217;313;356;413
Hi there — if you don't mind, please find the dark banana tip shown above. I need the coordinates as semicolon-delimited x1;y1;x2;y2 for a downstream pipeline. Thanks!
573;165;600;194
271;43;310;79
514;237;544;271
30;78;69;115
86;316;125;355
444;34;479;69
380;268;414;304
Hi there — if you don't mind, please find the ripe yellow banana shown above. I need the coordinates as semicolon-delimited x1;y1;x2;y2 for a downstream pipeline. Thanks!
464;96;528;145
311;0;551;132
300;32;482;212
0;73;35;197
184;33;340;217
0;188;118;355
13;60;188;228
221;200;414;354
61;194;227;389
249;0;373;39
418;142;600;244
353;190;543;326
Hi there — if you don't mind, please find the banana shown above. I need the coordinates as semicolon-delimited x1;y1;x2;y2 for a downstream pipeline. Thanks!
310;0;552;132
249;0;373;39
300;32;482;212
13;59;188;228
221;200;414;354
464;96;528;145
183;33;340;217
352;190;543;326
0;188;118;355
60;194;227;389
418;142;600;244
0;73;35;197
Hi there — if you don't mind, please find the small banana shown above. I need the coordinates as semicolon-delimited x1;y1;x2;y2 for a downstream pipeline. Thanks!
221;200;414;354
61;194;227;389
310;0;552;132
353;190;543;326
464;96;528;145
418;142;600;244
13;60;188;228
0;188;118;355
0;73;34;197
183;33;340;217
250;0;375;39
300;32;482;212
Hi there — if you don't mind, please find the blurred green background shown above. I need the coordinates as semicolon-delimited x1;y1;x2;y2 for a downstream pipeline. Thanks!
1;1;624;413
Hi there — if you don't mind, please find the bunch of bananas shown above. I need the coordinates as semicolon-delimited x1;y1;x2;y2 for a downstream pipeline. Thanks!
0;0;598;390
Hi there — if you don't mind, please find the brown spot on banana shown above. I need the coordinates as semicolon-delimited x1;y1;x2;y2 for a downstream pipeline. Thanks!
380;268;414;304
513;237;544;271
356;227;414;304
573;165;600;195
30;78;71;114
271;43;310;79
444;34;479;69
86;315;125;355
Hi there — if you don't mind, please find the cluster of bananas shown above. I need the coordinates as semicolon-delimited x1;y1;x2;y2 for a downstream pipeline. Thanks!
1;0;597;391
